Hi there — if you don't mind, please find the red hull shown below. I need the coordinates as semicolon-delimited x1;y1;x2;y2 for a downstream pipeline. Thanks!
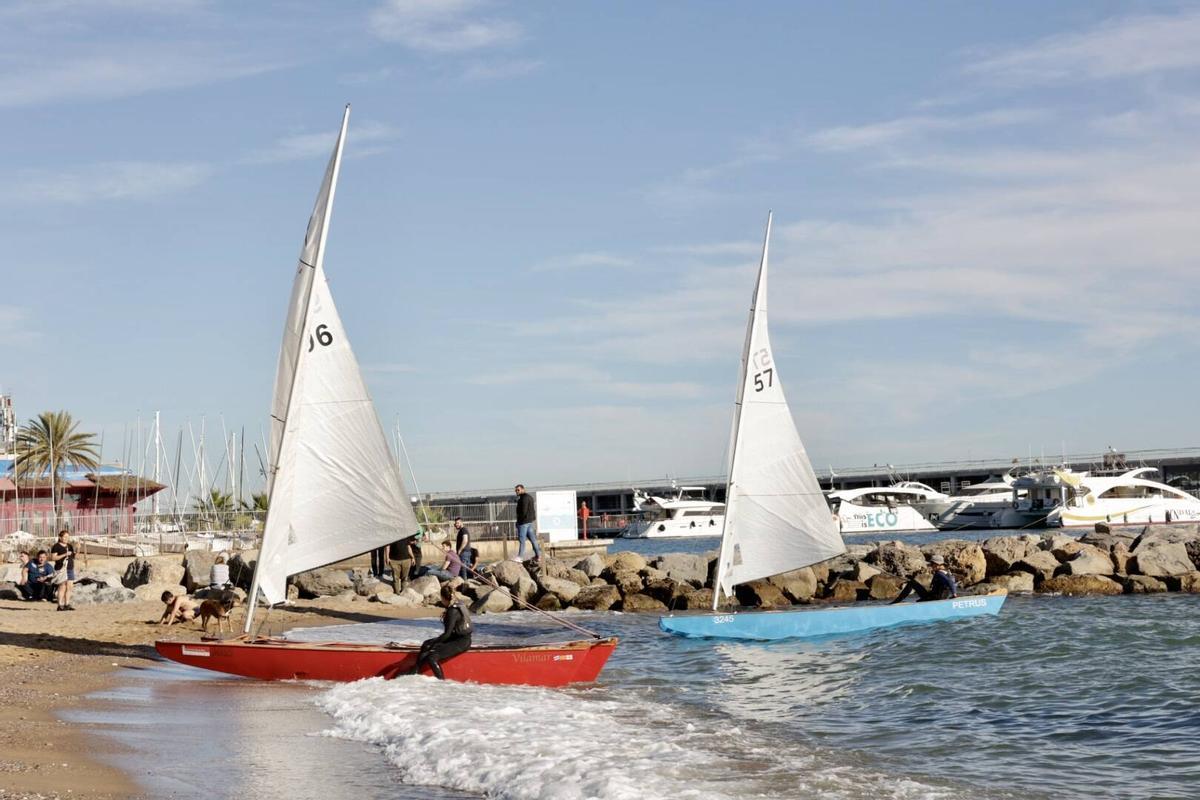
154;636;618;687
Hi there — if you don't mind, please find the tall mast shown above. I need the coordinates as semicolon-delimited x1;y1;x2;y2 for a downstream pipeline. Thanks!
711;211;772;611
245;105;351;633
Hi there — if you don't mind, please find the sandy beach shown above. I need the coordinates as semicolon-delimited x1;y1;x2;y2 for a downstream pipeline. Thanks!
0;577;438;800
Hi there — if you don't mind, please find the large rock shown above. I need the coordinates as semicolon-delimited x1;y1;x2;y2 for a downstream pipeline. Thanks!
610;570;644;597
981;536;1037;575
866;573;906;601
489;559;530;590
293;567;354;598
865;541;927;578
620;593;667;612
1131;523;1200;554
1177;572;1200;593
535;594;562;611
0;582;23;600
571;584;621;611
1037;575;1123;596
677;588;714;609
639;566;668;582
471;586;513;613
1111;542;1132;575
824;578;867;603
228;552;257;591
512;573;538;604
76;584;137;604
1040;534;1077;556
380;588;424;607
1079;529;1138;551
851;561;881;584
1131;542;1195;577
1062;545;1115;576
181;551;219;593
643;578;689;607
989;572;1035;593
564;568;592;587
538;575;582;604
123;557;185;589
574;553;606;579
735;580;789;608
1049;539;1092;562
651;553;709;587
1012;551;1061;583
767;568;818;604
605;551;647;574
1124;574;1168;594
133;582;187;602
408;574;443;603
923;541;987;585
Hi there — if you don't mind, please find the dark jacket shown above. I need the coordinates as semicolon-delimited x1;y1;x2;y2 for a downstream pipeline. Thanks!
516;493;536;525
388;535;421;563
431;602;472;644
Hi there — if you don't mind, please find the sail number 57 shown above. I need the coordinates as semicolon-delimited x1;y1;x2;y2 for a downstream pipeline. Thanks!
751;348;773;392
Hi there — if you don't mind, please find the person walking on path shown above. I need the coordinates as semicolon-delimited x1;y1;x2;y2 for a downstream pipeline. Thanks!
389;533;422;593
890;554;958;604
453;518;476;577
49;530;77;610
26;550;55;602
411;584;472;680
514;484;540;561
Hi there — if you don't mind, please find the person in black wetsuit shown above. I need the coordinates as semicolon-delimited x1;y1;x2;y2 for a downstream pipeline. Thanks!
890;554;958;604
413;584;472;680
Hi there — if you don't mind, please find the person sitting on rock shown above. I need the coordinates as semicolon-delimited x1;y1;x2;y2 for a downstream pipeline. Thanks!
26;550;56;602
159;591;198;625
209;554;231;589
890;554;957;604
15;551;33;601
411;584;472;680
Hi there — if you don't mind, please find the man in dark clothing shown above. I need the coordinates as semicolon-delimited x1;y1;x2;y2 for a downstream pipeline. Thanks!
370;545;388;579
26;550;55;602
388;533;422;593
514;484;540;561
891;554;958;604
453;517;476;578
413;584;472;680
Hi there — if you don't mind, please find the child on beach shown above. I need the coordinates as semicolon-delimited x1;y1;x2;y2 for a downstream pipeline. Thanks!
159;591;198;625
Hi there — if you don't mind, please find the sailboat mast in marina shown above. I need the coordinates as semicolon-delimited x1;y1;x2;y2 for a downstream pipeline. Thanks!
661;213;1007;640
244;104;421;631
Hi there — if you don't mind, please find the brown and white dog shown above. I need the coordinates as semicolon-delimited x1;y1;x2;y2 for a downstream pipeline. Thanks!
198;592;238;634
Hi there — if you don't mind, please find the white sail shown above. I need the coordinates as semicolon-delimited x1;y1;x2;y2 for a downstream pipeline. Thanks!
713;213;844;605
250;106;421;610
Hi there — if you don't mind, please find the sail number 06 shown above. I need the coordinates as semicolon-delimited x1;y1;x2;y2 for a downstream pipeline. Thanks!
307;323;334;352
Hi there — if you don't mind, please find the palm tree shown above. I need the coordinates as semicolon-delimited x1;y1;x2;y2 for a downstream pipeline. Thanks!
195;489;236;530
14;410;100;527
248;492;269;513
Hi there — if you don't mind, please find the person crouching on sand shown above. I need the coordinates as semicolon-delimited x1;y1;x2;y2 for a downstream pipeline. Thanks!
160;591;198;625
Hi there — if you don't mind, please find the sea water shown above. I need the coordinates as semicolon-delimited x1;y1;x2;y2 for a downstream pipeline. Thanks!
84;593;1200;799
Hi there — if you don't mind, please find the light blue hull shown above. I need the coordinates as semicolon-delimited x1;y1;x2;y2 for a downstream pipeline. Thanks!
659;591;1007;641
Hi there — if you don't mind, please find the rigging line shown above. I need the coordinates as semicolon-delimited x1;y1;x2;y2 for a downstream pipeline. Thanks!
461;562;602;640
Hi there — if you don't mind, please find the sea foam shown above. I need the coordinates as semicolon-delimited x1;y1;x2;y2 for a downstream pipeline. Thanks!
315;675;955;800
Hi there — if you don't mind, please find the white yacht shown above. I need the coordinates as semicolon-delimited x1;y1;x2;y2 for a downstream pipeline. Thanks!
622;486;724;538
1049;468;1200;528
914;475;1020;530
828;482;945;534
988;470;1070;529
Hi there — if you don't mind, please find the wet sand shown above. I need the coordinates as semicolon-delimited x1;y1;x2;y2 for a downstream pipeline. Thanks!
0;590;438;799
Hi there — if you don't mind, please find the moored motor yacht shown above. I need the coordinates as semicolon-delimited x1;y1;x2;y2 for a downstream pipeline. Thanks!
988;470;1069;529
914;475;1020;530
1048;467;1200;527
622;486;724;538
828;482;945;534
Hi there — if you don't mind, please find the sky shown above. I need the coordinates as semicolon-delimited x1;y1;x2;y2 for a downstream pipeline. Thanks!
3;0;1200;494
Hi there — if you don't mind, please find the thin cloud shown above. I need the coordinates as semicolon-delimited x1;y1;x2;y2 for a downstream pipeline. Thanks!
3;161;211;204
460;57;541;82
806;108;1047;152
530;252;635;272
369;0;522;53
0;47;286;109
246;121;401;164
967;10;1200;85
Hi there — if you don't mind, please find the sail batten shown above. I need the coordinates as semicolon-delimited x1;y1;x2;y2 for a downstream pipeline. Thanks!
248;107;420;620
713;212;845;607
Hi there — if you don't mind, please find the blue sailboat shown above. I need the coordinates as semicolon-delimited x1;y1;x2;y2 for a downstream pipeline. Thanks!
659;213;1006;642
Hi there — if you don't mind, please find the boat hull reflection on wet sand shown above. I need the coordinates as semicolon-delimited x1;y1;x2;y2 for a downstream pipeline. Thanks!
659;591;1007;641
155;636;618;686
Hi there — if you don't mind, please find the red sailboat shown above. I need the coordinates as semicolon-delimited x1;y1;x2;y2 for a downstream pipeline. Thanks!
155;106;617;686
